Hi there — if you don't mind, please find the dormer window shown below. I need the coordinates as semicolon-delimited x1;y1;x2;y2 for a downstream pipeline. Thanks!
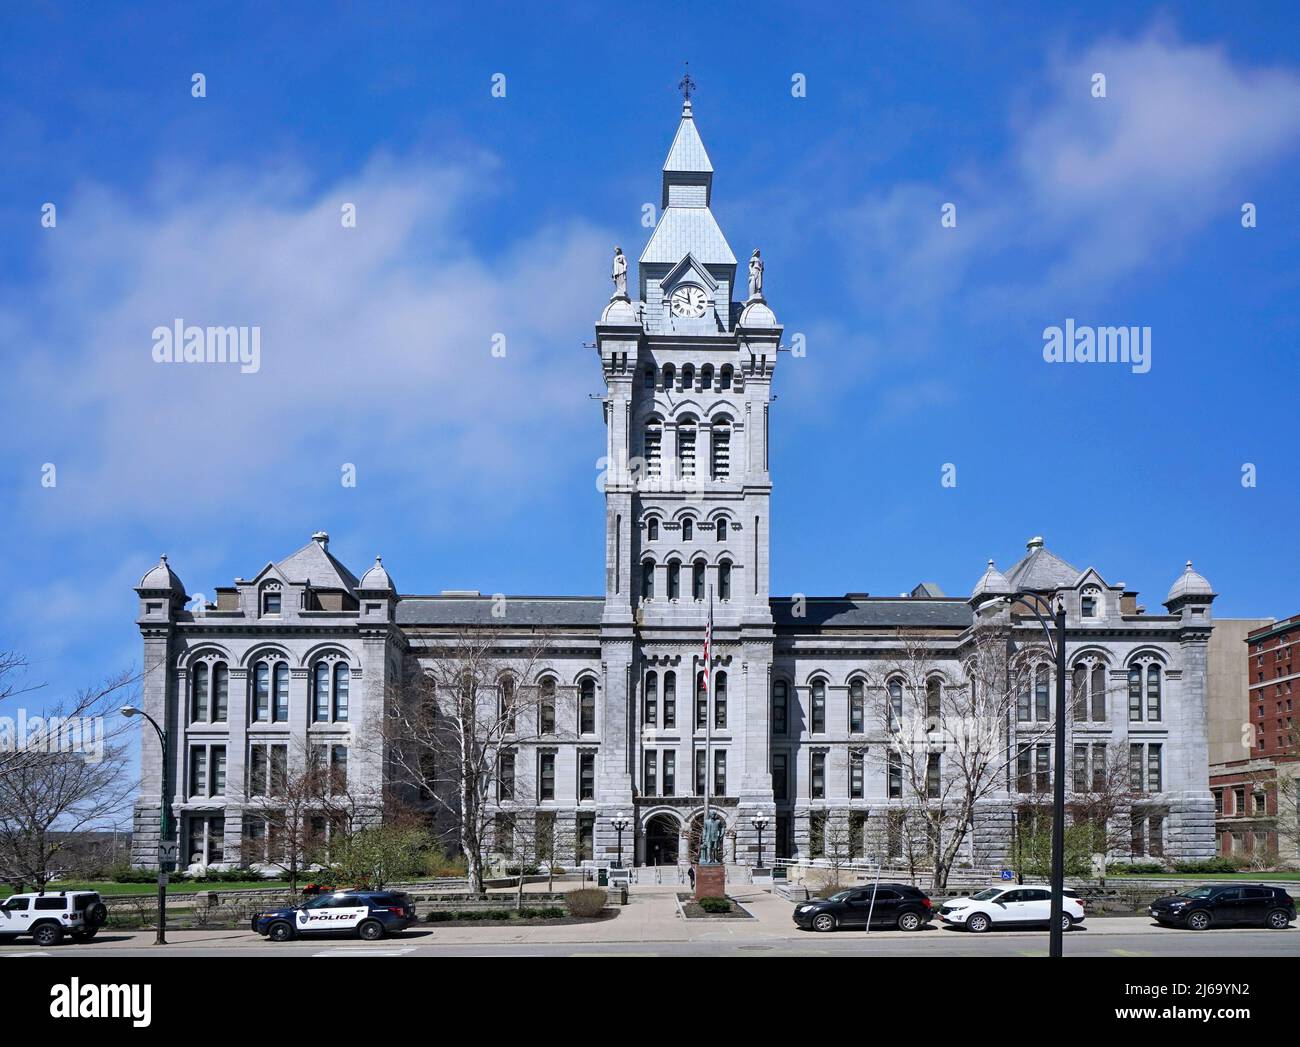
1081;586;1101;618
262;591;282;616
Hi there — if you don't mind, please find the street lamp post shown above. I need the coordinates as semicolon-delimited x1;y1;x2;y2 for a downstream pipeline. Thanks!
977;591;1068;959
122;705;169;946
751;811;770;870
612;812;630;868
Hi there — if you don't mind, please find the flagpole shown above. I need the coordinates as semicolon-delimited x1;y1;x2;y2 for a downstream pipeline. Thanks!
703;586;713;853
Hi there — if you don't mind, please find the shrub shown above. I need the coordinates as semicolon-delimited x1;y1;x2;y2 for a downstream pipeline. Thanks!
697;896;732;914
1172;857;1237;875
1107;861;1167;875
109;865;172;884
815;884;843;899
565;887;607;918
504;865;541;876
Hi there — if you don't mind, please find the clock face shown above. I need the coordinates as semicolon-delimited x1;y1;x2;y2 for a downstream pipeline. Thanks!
670;284;709;319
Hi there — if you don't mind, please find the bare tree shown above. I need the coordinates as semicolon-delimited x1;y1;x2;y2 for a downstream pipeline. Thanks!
0;663;137;891
871;628;1054;891
379;626;557;896
234;743;373;891
1066;740;1140;880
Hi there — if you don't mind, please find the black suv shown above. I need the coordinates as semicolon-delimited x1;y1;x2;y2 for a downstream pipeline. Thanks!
793;884;933;932
1149;884;1295;930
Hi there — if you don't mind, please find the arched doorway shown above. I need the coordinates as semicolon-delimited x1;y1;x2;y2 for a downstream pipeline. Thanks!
644;814;680;866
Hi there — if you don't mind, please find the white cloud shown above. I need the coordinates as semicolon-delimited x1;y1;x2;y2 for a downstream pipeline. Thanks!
4;152;614;530
838;27;1300;322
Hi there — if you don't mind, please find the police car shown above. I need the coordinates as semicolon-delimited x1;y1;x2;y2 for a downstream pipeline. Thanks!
0;891;108;946
251;889;416;942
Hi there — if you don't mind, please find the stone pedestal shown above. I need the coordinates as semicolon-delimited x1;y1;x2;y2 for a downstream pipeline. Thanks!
694;863;726;901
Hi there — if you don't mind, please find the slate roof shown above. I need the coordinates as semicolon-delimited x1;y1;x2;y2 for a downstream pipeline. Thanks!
639;206;736;266
276;537;360;594
397;596;605;628
1003;540;1080;592
771;597;972;630
663;101;713;173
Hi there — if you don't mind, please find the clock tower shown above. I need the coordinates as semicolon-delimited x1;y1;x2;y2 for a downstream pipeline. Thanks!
595;97;781;863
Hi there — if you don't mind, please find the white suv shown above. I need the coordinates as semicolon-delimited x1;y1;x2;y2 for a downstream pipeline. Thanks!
938;885;1085;933
0;891;108;946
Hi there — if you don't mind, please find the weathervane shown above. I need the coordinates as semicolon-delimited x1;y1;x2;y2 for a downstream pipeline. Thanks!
678;61;696;102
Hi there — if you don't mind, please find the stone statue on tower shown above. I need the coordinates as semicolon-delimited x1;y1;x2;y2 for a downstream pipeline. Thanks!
748;249;764;300
611;246;628;299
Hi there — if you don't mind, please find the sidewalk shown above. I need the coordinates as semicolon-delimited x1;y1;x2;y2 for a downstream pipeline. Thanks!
52;887;1179;949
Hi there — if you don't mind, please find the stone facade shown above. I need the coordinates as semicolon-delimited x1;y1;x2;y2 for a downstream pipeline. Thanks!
130;101;1217;871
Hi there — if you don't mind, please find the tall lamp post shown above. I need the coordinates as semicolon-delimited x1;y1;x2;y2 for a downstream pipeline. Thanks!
751;811;771;870
977;591;1068;959
122;705;169;946
612;812;630;868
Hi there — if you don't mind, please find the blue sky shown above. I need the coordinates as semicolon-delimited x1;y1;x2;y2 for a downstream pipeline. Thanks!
2;1;1299;715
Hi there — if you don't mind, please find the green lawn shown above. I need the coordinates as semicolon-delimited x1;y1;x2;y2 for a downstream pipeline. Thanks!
1;880;292;899
1110;872;1300;882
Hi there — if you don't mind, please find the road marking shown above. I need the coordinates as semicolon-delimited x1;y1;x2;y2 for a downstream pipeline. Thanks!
1110;948;1151;957
1017;949;1048;957
313;947;417;957
1;952;51;958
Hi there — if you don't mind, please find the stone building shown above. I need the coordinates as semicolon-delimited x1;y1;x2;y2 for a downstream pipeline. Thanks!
131;100;1217;871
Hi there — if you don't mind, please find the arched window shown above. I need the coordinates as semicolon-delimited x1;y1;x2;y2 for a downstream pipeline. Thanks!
1034;665;1049;721
700;364;714;390
539;677;556;735
888;678;903;727
192;663;209;722
681;364;695;390
647;517;659;542
849;679;865;733
718;560;732;600
1146;664;1162;721
715;517;727;542
641;560;655;600
1081;586;1101;618
678;418;697;478
1128;667;1143;721
1072;660;1109;722
213;663;228;722
644;420;662;478
273;662;289;722
645;670;658;726
667;559;681;600
663;670;677;728
810;678;827;733
643;365;655;390
662;363;675;389
714;671;728;729
499;676;516;732
579;677;596;734
719;364;733;390
252;662;269;722
772;680;788;735
695;672;708;729
313;661;330;722
926;677;942;721
692;559;706;601
333;664;349;722
682;517;693;542
711;421;730;479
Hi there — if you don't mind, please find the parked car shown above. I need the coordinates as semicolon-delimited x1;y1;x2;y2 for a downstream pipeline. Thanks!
251;889;416;942
939;885;1084;932
793;884;933;932
0;891;108;946
1149;884;1295;930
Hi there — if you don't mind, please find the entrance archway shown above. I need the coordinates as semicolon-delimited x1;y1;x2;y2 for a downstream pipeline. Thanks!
644;814;680;866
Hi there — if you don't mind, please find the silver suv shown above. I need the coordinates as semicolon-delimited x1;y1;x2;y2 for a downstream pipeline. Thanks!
0;891;108;946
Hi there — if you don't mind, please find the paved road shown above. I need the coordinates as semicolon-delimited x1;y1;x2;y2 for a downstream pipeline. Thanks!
3;925;1296;958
